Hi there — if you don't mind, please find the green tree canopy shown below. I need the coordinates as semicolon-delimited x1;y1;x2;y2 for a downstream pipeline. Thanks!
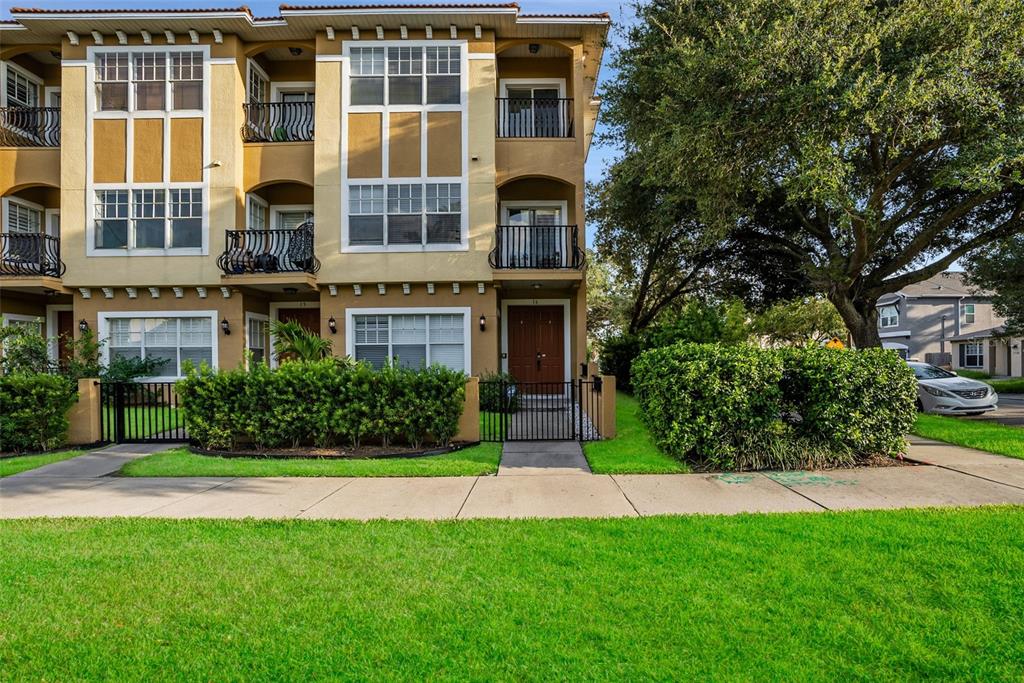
602;0;1024;347
966;236;1024;335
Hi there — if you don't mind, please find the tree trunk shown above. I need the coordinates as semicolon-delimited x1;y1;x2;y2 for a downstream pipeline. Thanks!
828;291;884;349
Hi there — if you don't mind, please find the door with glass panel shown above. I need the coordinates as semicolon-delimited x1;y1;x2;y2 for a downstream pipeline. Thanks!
275;209;314;270
4;200;43;268
503;206;563;268
505;87;561;137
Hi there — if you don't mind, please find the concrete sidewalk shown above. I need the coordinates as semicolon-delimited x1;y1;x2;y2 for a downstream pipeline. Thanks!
3;439;1024;520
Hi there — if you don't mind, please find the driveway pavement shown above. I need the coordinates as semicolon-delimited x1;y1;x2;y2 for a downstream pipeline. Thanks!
3;438;1024;520
966;393;1024;427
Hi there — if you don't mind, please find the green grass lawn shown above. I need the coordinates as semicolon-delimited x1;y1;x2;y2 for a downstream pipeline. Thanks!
583;391;688;474
913;414;1024;460
103;405;183;439
987;378;1024;394
479;410;509;441
0;449;87;477
3;509;1024;679
121;442;502;477
954;369;991;380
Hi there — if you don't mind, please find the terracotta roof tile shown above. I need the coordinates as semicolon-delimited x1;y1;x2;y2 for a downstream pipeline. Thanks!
279;2;518;9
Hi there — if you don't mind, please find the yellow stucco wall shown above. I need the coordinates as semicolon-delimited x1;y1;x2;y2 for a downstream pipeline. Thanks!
92;119;126;183
347;113;383;178
169;118;203;182
0;148;60;195
426;111;462;177
132;118;164;183
388;111;421;178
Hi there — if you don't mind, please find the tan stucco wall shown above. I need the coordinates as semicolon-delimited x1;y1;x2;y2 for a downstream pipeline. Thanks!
0;149;60;195
426;111;462;177
92;119;126;183
243;142;314;192
132;118;164;183
347;112;383;178
388;111;421;178
169;118;203;182
0;292;49;332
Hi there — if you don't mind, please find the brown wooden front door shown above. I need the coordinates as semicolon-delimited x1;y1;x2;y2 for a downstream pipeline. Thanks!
277;307;320;333
507;305;564;385
56;310;74;366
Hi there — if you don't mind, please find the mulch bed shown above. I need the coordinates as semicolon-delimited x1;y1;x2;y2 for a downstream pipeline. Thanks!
189;441;480;460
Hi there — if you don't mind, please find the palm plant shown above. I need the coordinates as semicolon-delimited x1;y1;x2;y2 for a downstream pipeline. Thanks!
269;320;332;363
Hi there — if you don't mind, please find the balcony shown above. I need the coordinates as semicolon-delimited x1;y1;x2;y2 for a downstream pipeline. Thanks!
489;225;584;270
241;102;314;143
218;223;320;291
1;232;65;278
0;107;60;147
496;98;574;138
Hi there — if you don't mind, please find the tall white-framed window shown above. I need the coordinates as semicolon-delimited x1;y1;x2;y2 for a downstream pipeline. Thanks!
246;59;270;104
245;312;269;367
961;303;976;326
3;61;42;108
960;342;984;369
1;313;43;335
346;308;470;373
94;49;204;113
341;41;468;254
99;311;217;379
879;304;899;329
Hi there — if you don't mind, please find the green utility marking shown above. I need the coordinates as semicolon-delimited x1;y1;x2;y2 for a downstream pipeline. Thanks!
715;473;756;485
766;471;856;487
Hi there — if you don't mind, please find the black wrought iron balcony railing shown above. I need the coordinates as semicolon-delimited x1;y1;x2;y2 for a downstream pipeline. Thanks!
0;233;65;277
496;98;574;138
241;101;314;142
217;222;320;275
488;225;584;270
0;107;60;147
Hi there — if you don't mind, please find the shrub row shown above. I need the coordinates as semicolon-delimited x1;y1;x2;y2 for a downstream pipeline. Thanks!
632;343;917;470
0;373;78;453
176;359;467;451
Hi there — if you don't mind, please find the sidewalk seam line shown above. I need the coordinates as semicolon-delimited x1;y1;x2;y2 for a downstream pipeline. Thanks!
916;462;1024;492
141;477;239;515
608;474;642;517
455;476;481;519
757;473;830;511
294;478;358;518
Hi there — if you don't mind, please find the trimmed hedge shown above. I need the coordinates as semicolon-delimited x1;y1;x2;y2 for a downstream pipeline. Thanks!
0;373;78;453
177;359;466;451
632;343;917;470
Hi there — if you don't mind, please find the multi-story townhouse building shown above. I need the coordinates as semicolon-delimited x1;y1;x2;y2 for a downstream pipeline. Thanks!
875;271;1020;375
0;4;607;386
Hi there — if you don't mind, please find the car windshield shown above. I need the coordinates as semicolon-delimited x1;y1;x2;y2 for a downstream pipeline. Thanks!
911;364;956;380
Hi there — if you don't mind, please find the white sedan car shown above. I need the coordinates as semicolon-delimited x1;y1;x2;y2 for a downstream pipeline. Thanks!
908;362;999;416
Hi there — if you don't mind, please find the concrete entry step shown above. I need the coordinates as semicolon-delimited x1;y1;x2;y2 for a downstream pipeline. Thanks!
498;441;592;476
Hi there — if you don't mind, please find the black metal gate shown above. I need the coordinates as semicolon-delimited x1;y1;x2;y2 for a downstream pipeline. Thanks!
479;379;602;442
99;381;187;444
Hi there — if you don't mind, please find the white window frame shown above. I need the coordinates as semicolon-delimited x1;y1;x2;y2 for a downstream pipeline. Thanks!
85;45;211;258
91;186;205;254
270;204;314;229
244;311;270;369
2;61;42;108
271;81;316;102
499;298;572;383
345;307;472;373
44;86;61;108
878;304;899;329
341;40;469;254
246;193;268;230
1;312;44;332
962;341;984;369
246;58;270;104
97;310;218;380
961;303;976;326
3;195;44;234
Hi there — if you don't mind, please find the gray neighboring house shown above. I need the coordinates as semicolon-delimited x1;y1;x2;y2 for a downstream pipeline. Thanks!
876;272;1016;374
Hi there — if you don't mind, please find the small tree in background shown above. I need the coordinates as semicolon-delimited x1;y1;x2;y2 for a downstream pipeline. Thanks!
753;298;847;347
965;236;1024;335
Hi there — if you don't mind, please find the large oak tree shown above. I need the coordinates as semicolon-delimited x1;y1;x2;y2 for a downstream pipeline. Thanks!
601;0;1024;347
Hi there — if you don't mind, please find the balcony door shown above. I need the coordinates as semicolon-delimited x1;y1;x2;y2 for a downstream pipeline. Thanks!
501;80;565;137
501;202;565;268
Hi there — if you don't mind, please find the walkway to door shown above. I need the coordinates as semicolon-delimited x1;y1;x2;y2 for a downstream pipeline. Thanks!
480;379;602;442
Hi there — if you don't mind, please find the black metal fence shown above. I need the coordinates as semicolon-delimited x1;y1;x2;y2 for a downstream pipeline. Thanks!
0;106;60;146
100;381;187;444
0;233;65;277
241;101;314;142
218;222;321;275
488;225;584;270
480;379;602;442
496;98;574;138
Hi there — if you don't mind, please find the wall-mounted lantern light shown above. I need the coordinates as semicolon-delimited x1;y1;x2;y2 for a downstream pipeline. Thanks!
479;314;486;331
221;318;231;335
78;319;89;333
328;316;338;334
